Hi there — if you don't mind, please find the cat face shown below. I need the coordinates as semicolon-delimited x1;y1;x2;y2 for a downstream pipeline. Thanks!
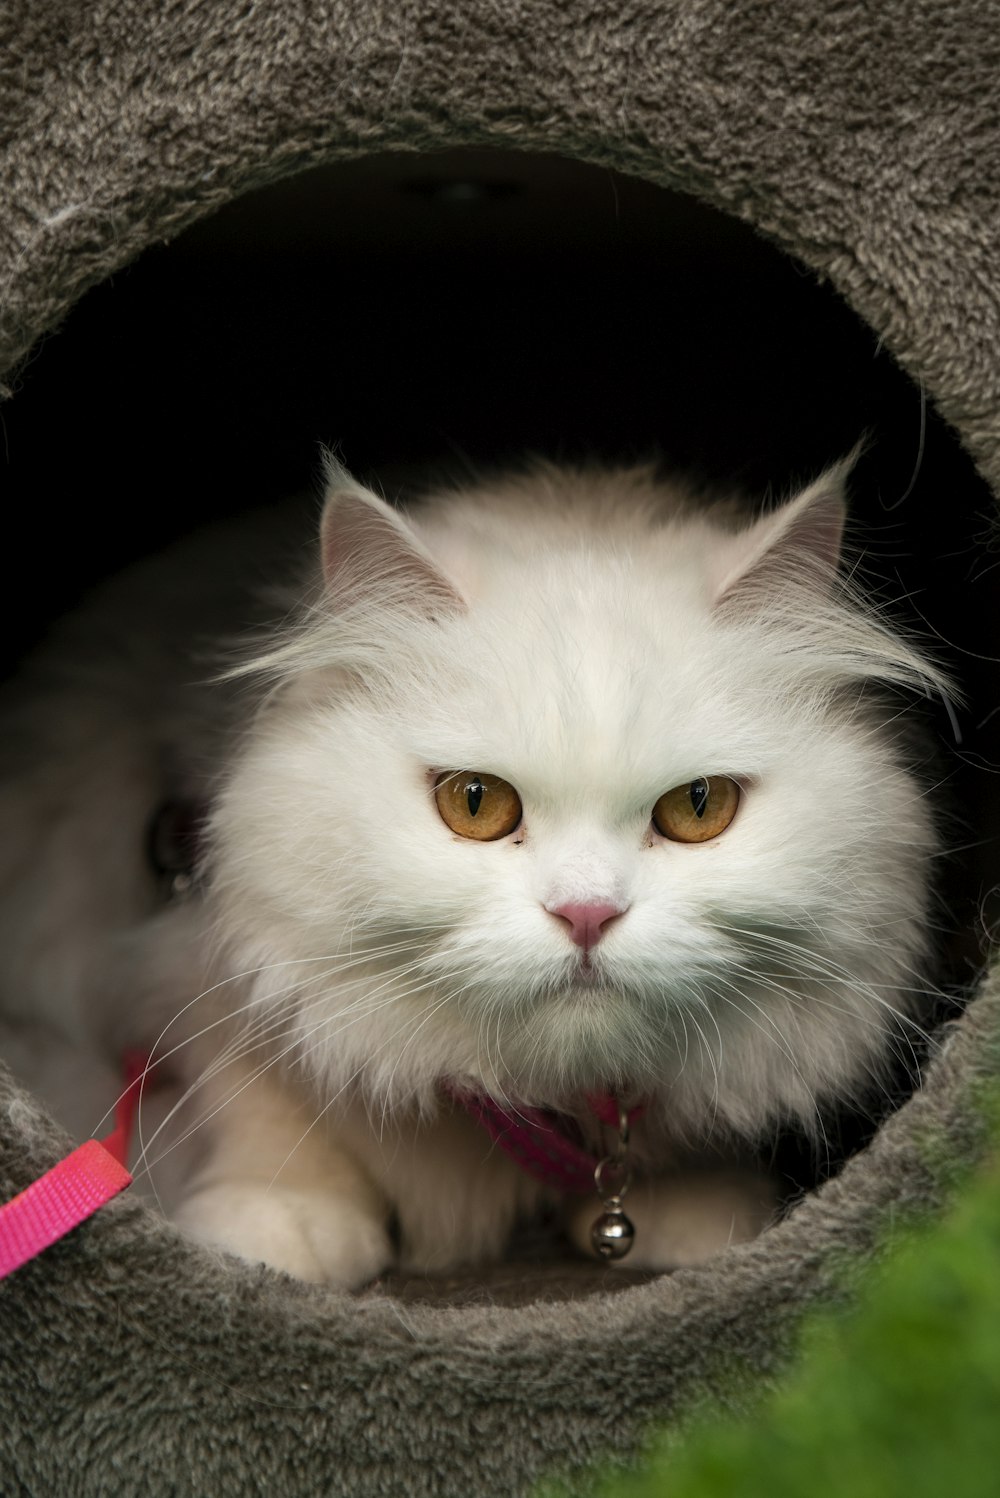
208;462;942;1138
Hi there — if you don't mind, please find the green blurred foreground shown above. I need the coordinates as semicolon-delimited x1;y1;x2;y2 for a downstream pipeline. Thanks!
554;1134;1000;1497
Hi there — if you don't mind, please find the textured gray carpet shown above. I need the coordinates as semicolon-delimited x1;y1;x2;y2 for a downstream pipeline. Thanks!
1;1;999;1493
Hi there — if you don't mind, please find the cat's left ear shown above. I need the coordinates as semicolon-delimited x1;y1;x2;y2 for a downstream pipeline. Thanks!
319;455;466;616
712;457;852;608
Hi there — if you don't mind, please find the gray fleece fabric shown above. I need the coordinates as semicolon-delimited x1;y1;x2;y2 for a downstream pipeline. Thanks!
2;2;1000;1494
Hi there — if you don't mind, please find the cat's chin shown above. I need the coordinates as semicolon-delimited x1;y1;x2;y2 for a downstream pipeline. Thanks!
562;959;602;989
544;949;624;991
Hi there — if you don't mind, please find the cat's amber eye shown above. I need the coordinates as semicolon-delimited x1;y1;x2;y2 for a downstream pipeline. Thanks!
652;776;740;844
434;771;523;841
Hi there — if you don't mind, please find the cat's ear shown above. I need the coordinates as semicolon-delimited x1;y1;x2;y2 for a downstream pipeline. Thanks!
319;455;465;615
712;458;851;608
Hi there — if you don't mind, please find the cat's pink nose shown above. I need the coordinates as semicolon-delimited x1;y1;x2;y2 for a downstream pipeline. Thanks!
548;901;625;952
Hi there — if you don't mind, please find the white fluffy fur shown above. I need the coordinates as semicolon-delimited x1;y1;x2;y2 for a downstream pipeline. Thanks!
0;461;946;1286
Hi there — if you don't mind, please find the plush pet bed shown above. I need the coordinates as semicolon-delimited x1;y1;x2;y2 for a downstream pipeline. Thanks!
2;2;999;1493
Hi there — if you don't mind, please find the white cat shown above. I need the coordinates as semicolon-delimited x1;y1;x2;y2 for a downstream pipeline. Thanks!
0;457;946;1286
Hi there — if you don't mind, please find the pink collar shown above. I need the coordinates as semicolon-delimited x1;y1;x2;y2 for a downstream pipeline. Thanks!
444;1084;644;1194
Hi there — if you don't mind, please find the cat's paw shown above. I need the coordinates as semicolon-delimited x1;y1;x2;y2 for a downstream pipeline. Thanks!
173;1180;393;1289
569;1169;778;1271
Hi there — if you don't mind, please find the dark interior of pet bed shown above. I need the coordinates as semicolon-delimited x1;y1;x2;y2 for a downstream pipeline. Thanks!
2;149;999;1310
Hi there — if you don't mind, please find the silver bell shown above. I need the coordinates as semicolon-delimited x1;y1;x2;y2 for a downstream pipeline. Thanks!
590;1202;635;1260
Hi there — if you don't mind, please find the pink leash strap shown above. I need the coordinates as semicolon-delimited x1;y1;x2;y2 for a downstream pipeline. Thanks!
0;1053;145;1281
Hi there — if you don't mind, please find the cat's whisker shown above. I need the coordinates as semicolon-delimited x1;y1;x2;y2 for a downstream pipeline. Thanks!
135;960;445;1180
720;953;937;1066
375;987;475;1143
304;996;460;1154
719;923;943;1011
281;980;460;1123
705;946;936;1104
701;980;801;1066
134;957;398;1109
674;1008;692;1076
700;981;841;1144
689;1015;723;1129
144;942;437;1082
136;1013;337;1183
132;973;341;1181
730;946;940;1054
135;940;432;1083
133;1031;298;1186
474;1006;510;1115
269;988;465;1187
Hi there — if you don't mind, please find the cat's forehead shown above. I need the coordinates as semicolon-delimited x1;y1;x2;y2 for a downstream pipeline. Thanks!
403;562;776;797
350;476;846;798
417;476;718;592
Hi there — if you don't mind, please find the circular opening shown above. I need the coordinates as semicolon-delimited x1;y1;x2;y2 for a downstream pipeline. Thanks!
2;149;997;1302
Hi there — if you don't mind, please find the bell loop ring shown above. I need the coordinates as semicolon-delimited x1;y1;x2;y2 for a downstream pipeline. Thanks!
594;1154;630;1203
590;1100;636;1261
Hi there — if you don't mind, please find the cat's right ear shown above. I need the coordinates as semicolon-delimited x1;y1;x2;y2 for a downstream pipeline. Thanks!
319;455;466;616
711;456;853;609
